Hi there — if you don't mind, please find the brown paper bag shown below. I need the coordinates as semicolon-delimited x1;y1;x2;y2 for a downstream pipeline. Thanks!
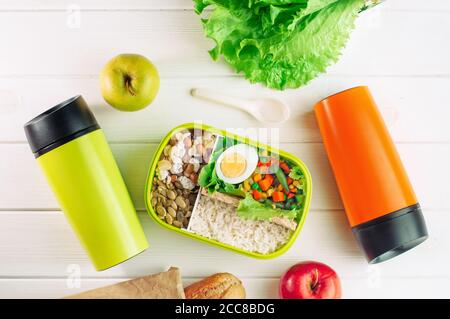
66;267;185;299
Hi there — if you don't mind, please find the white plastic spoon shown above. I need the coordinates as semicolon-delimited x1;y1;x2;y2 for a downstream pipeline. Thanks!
191;88;291;125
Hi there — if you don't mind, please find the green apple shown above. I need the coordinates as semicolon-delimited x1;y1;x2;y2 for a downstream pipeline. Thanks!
100;53;160;111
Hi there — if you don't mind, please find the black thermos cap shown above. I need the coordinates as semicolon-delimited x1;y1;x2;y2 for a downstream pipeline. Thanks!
24;95;100;157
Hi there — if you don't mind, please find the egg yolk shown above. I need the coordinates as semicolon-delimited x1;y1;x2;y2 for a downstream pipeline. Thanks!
220;152;247;178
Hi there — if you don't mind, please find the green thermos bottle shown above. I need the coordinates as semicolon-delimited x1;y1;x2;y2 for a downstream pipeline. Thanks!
24;96;149;271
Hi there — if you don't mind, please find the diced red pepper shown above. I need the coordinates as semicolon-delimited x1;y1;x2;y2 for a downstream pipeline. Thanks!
280;162;290;174
258;156;273;167
252;189;263;201
286;177;293;185
287;192;296;199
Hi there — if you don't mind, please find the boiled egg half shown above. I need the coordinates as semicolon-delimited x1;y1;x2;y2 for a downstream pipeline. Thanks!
216;144;259;184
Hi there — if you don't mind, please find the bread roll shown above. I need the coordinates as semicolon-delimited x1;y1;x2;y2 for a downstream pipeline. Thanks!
184;273;246;299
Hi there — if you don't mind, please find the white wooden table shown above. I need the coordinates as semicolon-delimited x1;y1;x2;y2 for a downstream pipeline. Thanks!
0;0;449;299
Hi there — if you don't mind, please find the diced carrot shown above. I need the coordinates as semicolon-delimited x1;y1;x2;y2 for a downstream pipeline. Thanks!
258;174;274;192
253;173;263;183
291;187;298;193
272;191;285;202
253;189;263;201
258;178;272;192
277;184;284;191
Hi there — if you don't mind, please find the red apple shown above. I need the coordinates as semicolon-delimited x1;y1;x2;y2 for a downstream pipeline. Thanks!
279;261;341;299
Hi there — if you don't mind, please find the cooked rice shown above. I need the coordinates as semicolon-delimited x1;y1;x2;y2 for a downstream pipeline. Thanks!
188;194;293;254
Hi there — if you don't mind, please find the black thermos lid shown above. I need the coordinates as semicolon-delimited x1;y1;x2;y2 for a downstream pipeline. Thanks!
24;95;100;157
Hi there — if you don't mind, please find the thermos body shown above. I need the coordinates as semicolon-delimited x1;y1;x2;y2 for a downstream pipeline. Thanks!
24;96;148;271
315;86;428;264
315;87;417;226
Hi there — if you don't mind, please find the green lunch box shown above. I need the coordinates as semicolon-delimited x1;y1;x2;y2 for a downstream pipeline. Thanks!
144;123;312;259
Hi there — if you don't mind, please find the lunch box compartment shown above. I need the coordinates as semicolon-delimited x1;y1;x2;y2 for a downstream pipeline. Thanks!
144;123;312;259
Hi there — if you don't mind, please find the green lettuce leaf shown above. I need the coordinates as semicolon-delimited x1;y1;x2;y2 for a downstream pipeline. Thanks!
237;194;299;221
288;166;303;180
193;0;365;89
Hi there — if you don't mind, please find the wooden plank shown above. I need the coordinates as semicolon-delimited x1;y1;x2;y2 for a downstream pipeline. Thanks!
1;276;449;299
1;76;450;143
0;210;445;279
0;1;194;10
379;1;450;12
1;143;449;210
0;0;447;11
0;10;448;77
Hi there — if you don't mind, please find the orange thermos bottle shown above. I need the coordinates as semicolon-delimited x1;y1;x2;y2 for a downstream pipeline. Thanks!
315;86;428;264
